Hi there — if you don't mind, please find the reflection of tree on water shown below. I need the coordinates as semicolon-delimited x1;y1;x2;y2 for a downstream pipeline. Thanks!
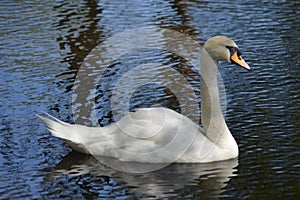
54;0;103;71
48;151;238;199
52;0;203;89
52;1;205;125
51;1;104;115
53;0;203;72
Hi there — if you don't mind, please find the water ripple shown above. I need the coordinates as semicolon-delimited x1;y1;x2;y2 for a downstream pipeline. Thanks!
0;0;299;199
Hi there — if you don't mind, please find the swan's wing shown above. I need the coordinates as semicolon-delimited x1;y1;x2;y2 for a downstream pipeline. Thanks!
37;108;208;161
82;107;205;149
107;108;201;147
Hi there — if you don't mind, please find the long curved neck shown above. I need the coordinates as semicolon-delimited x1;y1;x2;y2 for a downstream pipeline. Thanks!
200;49;230;145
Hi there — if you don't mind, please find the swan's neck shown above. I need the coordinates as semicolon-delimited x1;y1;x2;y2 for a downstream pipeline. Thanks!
200;50;232;146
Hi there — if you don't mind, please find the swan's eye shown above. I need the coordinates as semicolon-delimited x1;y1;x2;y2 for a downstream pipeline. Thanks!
226;46;242;60
236;49;242;59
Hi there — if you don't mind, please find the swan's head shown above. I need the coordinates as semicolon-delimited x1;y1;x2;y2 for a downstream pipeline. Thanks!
204;36;250;70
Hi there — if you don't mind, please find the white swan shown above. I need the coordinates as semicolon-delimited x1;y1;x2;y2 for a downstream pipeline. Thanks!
37;36;250;163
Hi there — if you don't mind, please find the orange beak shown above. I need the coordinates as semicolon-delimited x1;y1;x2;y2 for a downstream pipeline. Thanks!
231;52;250;70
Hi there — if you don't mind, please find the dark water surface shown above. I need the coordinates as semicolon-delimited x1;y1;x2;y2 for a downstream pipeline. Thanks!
0;0;299;199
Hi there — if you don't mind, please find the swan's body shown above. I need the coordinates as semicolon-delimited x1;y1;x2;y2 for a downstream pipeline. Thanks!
38;36;250;163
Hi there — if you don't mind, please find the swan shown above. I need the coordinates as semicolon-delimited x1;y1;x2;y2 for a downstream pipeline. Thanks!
37;36;250;163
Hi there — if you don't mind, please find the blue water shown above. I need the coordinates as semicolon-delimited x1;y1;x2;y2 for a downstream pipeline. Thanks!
0;0;299;199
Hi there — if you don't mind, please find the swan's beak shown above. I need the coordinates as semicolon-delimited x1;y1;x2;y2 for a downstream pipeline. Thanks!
231;52;250;70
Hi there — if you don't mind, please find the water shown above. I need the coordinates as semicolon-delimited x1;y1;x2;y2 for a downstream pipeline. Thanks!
0;0;299;199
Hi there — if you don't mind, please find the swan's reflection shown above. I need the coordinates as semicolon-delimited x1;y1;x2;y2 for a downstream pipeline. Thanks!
51;151;238;198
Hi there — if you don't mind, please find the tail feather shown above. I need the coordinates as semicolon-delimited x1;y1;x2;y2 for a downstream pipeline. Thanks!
41;111;70;125
36;113;93;154
37;112;115;155
36;114;82;144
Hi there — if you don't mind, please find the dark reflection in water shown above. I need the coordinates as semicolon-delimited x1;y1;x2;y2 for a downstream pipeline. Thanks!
46;152;238;199
54;1;103;69
0;0;299;199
